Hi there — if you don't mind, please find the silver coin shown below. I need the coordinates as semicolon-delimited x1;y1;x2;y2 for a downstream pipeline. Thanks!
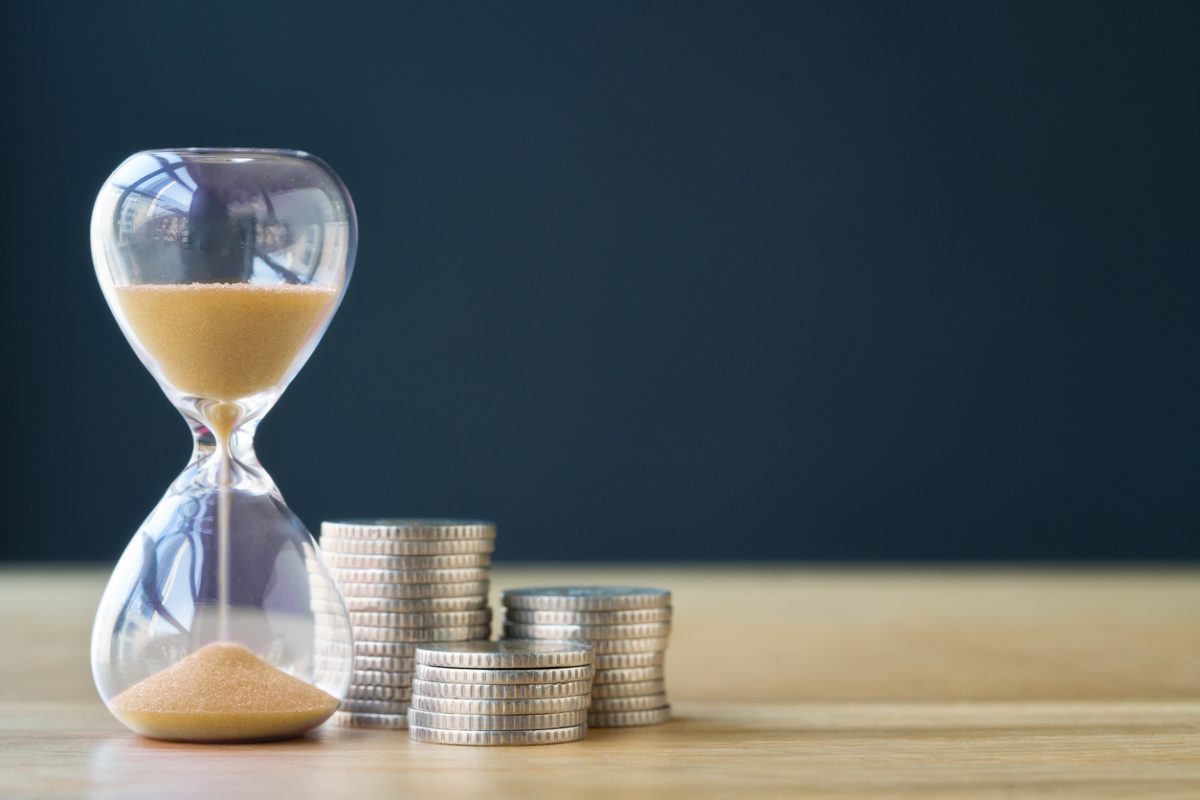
587;706;671;728
590;680;665;698
312;638;353;654
345;684;413;701
595;651;666;669
317;640;417;658
321;537;496;556
313;659;359;676
354;624;491;643
309;617;352;634
342;595;488;613
349;609;492;628
407;724;586;746
415;640;594;669
317;672;410;690
324;552;491;570
333;580;489;599
410;694;591;716
308;600;354;615
342;655;415;672
350;640;417;657
501;587;670;611
497;633;668;655
592;665;664;684
334;669;414;687
311;640;353;658
331;711;409;730
411;678;593;700
502;621;671;640
322;519;496;541
329;566;491;585
587;637;671;655
339;698;412;714
413;663;594;685
407;708;588;731
588;693;668;712
504;607;672;625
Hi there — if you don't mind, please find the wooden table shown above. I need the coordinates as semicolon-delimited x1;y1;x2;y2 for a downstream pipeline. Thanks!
1;566;1198;798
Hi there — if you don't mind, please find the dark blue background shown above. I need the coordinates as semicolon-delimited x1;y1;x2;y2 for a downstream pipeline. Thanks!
1;1;1196;561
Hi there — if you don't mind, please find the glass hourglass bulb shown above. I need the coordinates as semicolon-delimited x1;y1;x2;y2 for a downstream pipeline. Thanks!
89;149;356;742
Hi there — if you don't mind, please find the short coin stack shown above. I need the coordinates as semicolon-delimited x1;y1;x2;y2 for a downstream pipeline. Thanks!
408;641;595;745
316;519;496;730
501;587;672;727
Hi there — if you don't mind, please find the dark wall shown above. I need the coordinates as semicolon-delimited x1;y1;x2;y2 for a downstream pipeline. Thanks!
1;1;1196;562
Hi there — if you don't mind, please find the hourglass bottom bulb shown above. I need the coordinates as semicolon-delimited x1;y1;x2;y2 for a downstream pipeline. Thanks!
108;642;339;743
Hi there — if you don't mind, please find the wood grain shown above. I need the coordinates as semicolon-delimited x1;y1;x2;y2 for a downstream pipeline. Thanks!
1;565;1198;798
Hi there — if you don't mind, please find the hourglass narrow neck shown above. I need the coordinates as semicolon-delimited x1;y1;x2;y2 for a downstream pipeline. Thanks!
191;415;259;463
177;401;277;497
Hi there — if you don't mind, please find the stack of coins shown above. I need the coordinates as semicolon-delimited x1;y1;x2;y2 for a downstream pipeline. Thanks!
501;587;672;728
316;519;496;730
407;641;594;745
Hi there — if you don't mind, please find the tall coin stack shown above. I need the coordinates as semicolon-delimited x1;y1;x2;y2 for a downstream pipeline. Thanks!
316;519;496;730
408;641;594;745
501;587;672;727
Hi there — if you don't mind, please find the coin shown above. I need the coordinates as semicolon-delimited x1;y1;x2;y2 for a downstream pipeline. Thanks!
502;621;671;640
409;694;591;716
353;624;491;642
320;537;496;556
313;659;357;676
587;693;668;712
324;552;491;570
339;698;412;714
586;637;670;654
329;566;491;585
503;607;672;625
501;587;670;611
330;669;414;687
349;609;492;628
317;671;408;689
333;580;489;599
595;651;666;669
591;665;664;684
322;520;496;541
414;640;594;669
331;711;409;730
345;684;413;701
342;595;488;613
317;640;417;658
407;708;588;731
308;600;354;616
407;724;586;746
413;664;594;685
590;680;665;698
410;678;594;700
328;655;415;672
587;706;671;727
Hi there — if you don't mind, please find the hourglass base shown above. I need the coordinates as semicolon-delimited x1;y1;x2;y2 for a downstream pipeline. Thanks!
92;454;353;742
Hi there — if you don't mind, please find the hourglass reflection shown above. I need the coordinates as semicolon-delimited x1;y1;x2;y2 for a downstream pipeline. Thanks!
90;149;356;742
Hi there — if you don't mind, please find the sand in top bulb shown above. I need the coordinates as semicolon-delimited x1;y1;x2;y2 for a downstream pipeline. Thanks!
114;282;336;404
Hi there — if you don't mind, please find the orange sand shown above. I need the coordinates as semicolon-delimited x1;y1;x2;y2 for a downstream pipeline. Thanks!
114;282;335;403
108;642;339;743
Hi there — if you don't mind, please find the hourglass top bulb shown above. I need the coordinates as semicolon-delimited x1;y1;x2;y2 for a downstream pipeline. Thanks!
92;148;356;426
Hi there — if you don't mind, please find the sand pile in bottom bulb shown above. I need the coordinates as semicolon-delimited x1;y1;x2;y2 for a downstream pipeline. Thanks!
109;642;339;742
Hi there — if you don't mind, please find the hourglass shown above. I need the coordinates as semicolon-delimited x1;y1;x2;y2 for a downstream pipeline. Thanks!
89;149;356;742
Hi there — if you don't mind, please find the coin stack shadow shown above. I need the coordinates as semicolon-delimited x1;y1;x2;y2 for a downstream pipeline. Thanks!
314;519;496;730
501;588;672;727
407;641;595;745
